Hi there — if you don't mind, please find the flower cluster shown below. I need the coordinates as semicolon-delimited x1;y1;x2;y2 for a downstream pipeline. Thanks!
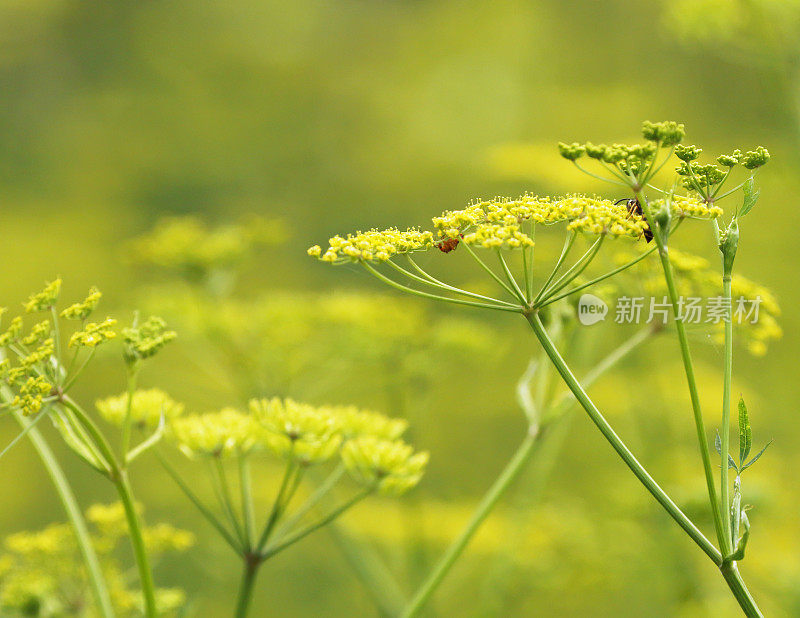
435;194;651;243
96;388;184;429
170;408;257;458
12;376;52;416
68;318;117;348
60;287;102;320
308;227;435;264
23;280;62;313
122;316;176;364
676;145;770;193
341;436;429;495
170;398;427;494
0;503;192;617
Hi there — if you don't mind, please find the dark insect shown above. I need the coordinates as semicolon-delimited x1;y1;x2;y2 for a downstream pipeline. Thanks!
615;198;654;243
436;237;460;253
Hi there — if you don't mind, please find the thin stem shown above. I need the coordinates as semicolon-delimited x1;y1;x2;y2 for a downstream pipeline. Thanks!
262;488;373;559
212;458;246;547
50;306;62;370
720;272;734;555
533;232;576;304
157;452;242;553
460;243;523;302
496;250;527;304
0;409;47;459
361;262;522;313
120;367;139;462
401;431;539;618
538;236;604;303
62;348;96;392
526;313;721;564
275;464;345;538
522;246;532;302
255;459;297;552
573;160;628;185
539;244;658;306
115;470;158;617
13;410;115;618
400;257;518;307
239;457;256;550
636;191;728;553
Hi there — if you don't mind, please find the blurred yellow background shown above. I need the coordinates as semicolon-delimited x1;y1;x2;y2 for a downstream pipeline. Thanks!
0;1;797;616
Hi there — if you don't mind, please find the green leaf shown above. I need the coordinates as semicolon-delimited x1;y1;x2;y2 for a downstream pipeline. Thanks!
714;429;721;454
738;396;752;464
741;439;773;471
740;177;760;217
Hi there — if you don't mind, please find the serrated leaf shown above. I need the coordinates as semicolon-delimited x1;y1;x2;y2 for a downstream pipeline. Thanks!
728;454;738;471
738;396;752;464
741;439;773;471
740;177;760;217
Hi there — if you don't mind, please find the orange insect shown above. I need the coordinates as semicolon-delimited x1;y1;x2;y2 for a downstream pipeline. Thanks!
436;237;460;253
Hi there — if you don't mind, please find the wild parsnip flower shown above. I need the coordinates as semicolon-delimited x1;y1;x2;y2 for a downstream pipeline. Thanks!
12;376;52;416
0;504;192;617
60;286;102;320
68;317;117;348
341;436;428;495
311;228;435;264
122;315;176;363
250;397;342;464
327;404;408;441
433;194;651;243
20;320;50;346
96;388;184;429
23;279;61;313
171;408;257;458
663;195;723;219
0;316;23;346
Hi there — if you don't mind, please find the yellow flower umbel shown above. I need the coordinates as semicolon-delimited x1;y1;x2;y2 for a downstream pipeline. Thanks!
23;279;61;313
0;503;192;617
342;436;429;495
250;397;342;465
96;388;184;429
309;227;435;264
170;408;257;458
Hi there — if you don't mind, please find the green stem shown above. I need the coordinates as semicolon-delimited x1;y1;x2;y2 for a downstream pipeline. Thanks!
533;232;576;304
460;243;523;302
538;236;604;302
115;470;158;617
262;488;373;559
636;191;728;553
120;367;139;461
234;555;262;618
401;430;540;618
720;562;763;617
239;457;256;550
721;272;734;555
526;313;721;564
13;410;115;618
496;250;527;305
362;262;522;313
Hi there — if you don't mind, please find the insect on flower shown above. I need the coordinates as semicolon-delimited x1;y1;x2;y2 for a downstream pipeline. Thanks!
436;235;462;253
615;198;653;243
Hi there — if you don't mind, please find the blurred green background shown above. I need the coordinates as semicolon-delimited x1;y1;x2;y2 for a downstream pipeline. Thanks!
0;0;798;615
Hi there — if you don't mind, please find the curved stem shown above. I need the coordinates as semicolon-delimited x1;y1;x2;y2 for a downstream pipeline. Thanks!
460;243;522;302
496;250;527;305
538;236;604;303
13;410;115;618
361;262;522;313
398;258;518;307
526;313;721;564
